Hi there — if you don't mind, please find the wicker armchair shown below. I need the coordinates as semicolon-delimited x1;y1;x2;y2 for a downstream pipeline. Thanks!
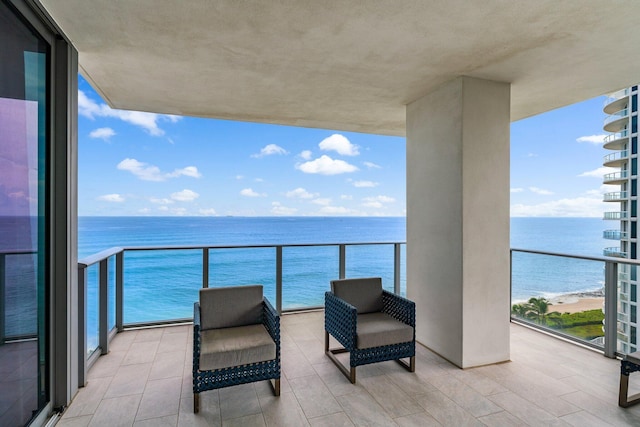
324;277;415;384
193;285;280;413
620;351;640;407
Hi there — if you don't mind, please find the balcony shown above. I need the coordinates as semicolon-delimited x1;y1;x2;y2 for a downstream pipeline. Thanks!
603;129;630;150
603;229;627;240
604;88;630;114
603;247;627;257
603;150;629;167
603;170;629;184
604;108;629;133
603;191;628;202
57;312;640;426
604;211;628;220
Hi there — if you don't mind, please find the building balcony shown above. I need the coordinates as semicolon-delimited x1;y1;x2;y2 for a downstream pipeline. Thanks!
603;150;629;167
603;191;628;202
603;170;628;184
603;247;627;257
603;88;630;114
603;229;627;240
604;108;629;133
603;211;628;220
603;129;630;150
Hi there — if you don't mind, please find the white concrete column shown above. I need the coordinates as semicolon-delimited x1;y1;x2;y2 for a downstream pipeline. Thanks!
406;76;510;368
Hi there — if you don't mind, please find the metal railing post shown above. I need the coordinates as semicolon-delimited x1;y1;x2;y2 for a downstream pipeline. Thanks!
116;251;124;332
202;248;209;288
339;244;346;279
276;246;283;314
604;260;619;358
78;265;87;387
394;244;401;294
0;254;5;346
99;258;109;355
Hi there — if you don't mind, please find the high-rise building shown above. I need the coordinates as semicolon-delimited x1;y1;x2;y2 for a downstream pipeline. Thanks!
603;86;640;353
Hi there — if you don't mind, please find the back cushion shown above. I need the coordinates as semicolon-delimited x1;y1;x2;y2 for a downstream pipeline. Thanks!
331;277;383;314
200;285;263;330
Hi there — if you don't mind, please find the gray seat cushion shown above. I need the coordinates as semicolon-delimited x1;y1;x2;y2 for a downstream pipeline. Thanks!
331;277;383;314
199;324;276;371
356;312;414;349
200;285;263;330
626;351;640;366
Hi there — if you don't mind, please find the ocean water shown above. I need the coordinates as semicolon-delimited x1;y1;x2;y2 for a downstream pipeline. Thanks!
3;216;611;341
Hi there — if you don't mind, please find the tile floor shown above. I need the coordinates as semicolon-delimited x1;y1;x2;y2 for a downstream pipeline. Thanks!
58;311;640;426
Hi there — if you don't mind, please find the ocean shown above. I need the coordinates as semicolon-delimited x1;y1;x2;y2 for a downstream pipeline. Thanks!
3;216;611;346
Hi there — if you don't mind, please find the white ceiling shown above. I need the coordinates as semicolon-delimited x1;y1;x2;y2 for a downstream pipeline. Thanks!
40;0;640;136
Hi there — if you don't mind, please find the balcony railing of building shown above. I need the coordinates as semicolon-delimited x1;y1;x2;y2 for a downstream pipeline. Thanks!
604;88;631;108
603;191;628;202
603;247;627;257
60;242;640;389
603;211;628;220
603;229;627;240
603;150;629;166
604;108;629;126
603;170;629;184
603;129;629;146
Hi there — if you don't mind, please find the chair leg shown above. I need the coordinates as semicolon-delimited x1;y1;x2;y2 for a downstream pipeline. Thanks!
271;378;281;396
395;356;415;373
619;372;640;407
193;392;200;413
325;331;356;383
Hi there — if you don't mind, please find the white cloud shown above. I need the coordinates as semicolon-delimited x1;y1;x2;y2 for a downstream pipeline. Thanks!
251;144;289;158
171;207;188;216
577;134;607;144
362;195;395;208
78;90;179;136
319;134;359;156
353;180;378;188
240;188;266;197
299;150;312;160
89;127;116;141
149;197;174;205
117;158;200;181
511;188;524;193
286;188;316;199
170;189;199;202
529;187;554;195
271;202;298;215
511;196;606;217
255;178;264;182
578;166;617;178
312;198;332;206
199;208;217;216
97;193;125;202
341;195;353;200
236;175;244;180
364;161;381;169
167;166;202;178
527;153;538;158
319;206;356;215
296;155;358;175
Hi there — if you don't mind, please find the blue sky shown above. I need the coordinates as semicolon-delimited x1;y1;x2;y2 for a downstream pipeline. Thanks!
79;75;613;217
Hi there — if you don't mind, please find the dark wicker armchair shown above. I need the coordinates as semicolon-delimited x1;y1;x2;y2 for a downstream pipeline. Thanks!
193;285;280;413
324;277;415;384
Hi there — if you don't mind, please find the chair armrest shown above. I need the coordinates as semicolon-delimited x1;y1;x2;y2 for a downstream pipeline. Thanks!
262;297;280;347
382;290;415;328
325;291;357;350
193;302;201;372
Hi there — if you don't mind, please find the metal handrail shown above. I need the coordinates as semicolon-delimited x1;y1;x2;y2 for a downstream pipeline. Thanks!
604;108;629;126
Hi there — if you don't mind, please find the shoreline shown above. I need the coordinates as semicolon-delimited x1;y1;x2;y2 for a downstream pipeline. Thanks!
547;290;604;314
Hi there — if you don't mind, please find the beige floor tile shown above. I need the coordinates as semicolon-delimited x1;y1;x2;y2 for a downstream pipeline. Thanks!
259;391;310;427
414;390;482;427
359;375;423;418
219;383;261;421
122;341;160;365
56;414;93;427
136;376;182;421
289;374;342;419
393;411;441;427
149;350;186;380
308;412;355;426
88;394;142;427
487;391;558;425
337;389;397;426
133;414;178;427
559;410;616;427
428;375;504;417
178;394;221;427
104;363;151;398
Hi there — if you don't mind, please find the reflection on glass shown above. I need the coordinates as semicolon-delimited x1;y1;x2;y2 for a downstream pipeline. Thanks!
0;2;49;425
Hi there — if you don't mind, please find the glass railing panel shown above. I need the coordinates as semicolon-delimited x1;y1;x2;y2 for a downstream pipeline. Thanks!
123;249;201;324
3;253;37;340
282;245;338;310
86;263;99;355
400;243;407;297
108;255;116;330
511;251;604;348
345;244;395;293
209;247;276;306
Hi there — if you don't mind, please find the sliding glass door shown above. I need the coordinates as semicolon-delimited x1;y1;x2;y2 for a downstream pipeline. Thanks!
0;1;50;425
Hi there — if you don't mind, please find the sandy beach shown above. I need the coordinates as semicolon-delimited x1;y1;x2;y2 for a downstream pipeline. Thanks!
548;295;604;314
